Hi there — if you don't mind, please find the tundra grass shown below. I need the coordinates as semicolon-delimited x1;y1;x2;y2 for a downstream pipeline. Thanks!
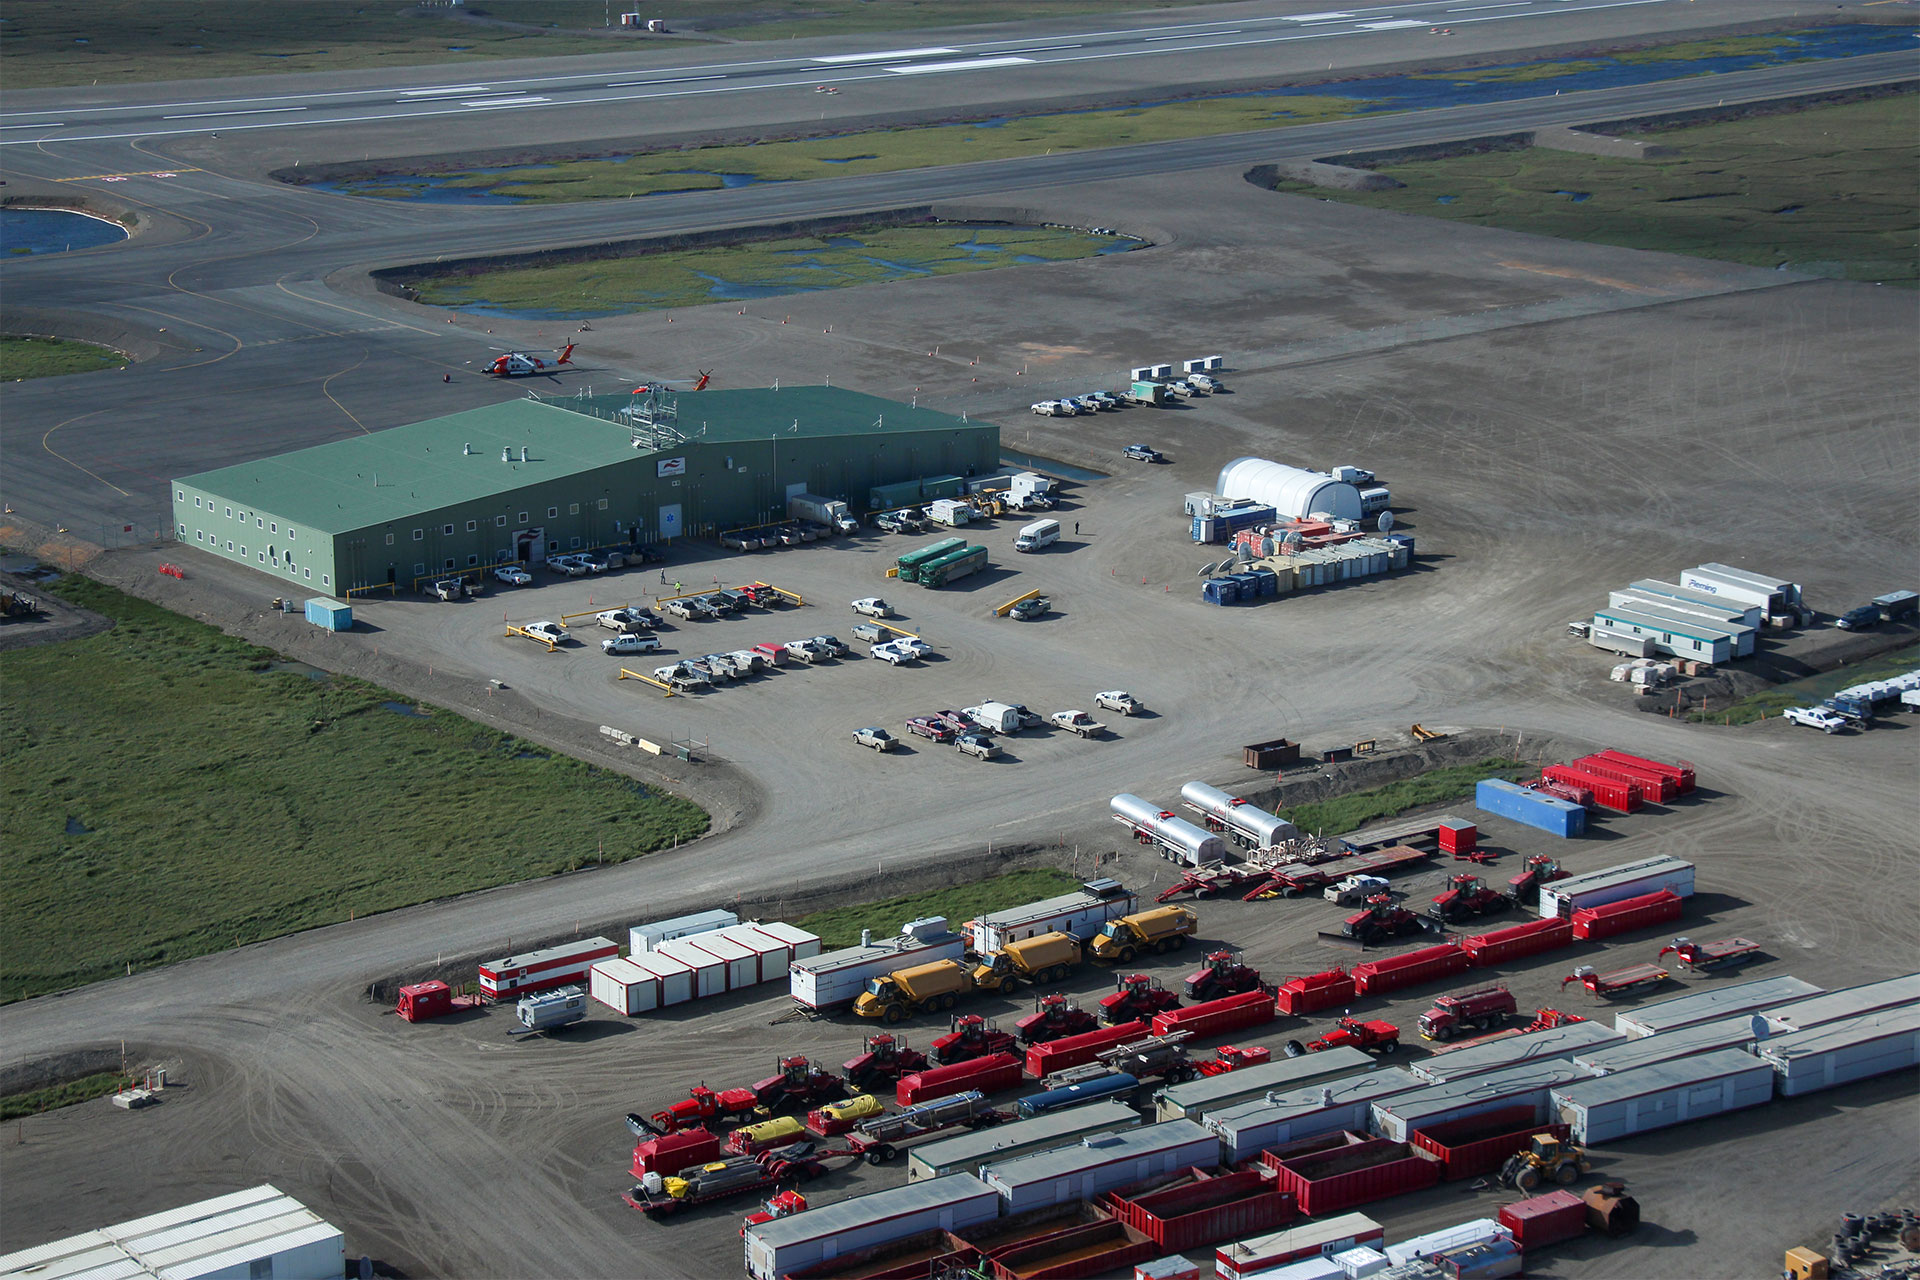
0;1072;129;1121
1695;641;1920;725
796;869;1078;951
1281;758;1532;839
1268;95;1920;285
0;576;709;1003
0;335;128;380
412;224;1130;314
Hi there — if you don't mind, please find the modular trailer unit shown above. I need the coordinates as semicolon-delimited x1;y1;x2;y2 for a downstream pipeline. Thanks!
1215;1214;1386;1280
1371;1060;1591;1142
1550;1049;1775;1144
1754;1004;1920;1097
1157;1047;1376;1121
0;1184;346;1280
1410;1021;1626;1085
713;924;787;984
1537;857;1694;920
590;957;666;1014
1206;1070;1425;1164
682;930;758;990
1761;973;1920;1032
789;925;969;1010
1615;976;1825;1039
963;880;1138;953
1624;580;1764;628
1474;779;1585;839
1576;1012;1780;1075
1181;781;1299;847
908;1101;1142;1182
743;1173;1001;1280
1680;563;1803;617
477;936;619;1000
979;1121;1218;1215
629;909;739;954
653;938;728;998
1588;605;1737;663
1605;595;1756;656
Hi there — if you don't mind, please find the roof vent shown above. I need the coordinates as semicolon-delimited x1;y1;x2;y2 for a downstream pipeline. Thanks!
520;447;528;463
464;443;473;456
502;447;511;463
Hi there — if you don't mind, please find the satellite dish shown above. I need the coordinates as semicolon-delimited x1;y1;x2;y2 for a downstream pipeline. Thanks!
1377;511;1395;533
1282;530;1303;550
1235;543;1254;563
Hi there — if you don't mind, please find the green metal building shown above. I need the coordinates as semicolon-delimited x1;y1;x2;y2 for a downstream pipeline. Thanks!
172;386;998;594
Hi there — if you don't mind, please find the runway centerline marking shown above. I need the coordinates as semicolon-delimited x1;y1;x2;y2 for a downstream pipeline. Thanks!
887;56;1036;74
608;76;725;87
811;47;958;64
162;107;307;119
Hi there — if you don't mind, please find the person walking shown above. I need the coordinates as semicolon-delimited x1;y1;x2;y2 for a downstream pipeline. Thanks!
1074;521;1080;535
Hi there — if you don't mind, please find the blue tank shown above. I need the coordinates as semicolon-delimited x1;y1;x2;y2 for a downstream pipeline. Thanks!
1015;1072;1139;1118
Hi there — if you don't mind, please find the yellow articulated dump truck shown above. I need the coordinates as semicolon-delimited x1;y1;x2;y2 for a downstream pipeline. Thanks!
1089;906;1199;964
854;932;1086;1021
970;931;1084;993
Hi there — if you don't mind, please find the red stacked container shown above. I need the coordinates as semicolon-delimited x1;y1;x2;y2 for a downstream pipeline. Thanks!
897;1052;1024;1105
1275;970;1355;1015
1571;890;1683;941
1104;1169;1297;1252
1437;821;1478;856
1025;1021;1148;1078
1499;1189;1590;1250
1542;764;1642;814
1576;754;1677;803
1351;943;1469;996
1461;917;1575;968
1153;990;1275;1040
1590;749;1695;795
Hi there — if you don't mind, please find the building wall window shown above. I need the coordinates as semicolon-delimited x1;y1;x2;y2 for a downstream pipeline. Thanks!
413;562;425;576
257;517;264;529
466;520;477;532
443;558;455;570
258;553;266;563
568;503;579;515
322;575;330;586
225;507;233;518
597;498;608;510
413;528;424;541
466;554;479;566
226;541;234;551
570;536;581;549
303;569;311;579
518;512;529;525
177;489;185;501
197;531;205;541
443;523;454;536
495;515;507;528
195;497;203;508
239;545;247;557
288;529;296;541
385;533;395;546
270;522;277;533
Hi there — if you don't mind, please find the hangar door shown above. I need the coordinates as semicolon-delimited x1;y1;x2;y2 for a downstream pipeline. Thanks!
657;504;682;539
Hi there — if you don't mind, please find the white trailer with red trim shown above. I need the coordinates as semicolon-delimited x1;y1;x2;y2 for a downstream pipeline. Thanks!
478;936;619;1001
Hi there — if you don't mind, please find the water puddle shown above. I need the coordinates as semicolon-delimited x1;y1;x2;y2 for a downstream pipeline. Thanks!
382;701;429;717
65;817;93;835
263;660;330;682
1;208;129;256
1554;191;1592;203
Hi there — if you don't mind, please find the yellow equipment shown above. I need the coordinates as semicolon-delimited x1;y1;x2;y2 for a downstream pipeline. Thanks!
1784;1247;1828;1280
1499;1133;1591;1192
854;960;976;1022
1088;907;1198;964
970;932;1083;992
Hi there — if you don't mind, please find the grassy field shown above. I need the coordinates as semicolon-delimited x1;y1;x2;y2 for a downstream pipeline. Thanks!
796;869;1078;950
1281;758;1532;838
0;576;709;1003
0;0;1229;88
1695;642;1920;725
0;1072;129;1121
413;224;1132;314
1;335;128;380
1270;95;1920;285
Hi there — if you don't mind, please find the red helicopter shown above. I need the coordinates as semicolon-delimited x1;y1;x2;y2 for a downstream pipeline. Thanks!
633;369;712;395
484;344;575;378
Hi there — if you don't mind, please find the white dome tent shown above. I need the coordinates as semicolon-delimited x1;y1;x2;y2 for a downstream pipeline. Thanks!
1214;457;1363;521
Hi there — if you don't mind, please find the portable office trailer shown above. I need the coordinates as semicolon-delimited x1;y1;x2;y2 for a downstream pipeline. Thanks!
1576;1013;1779;1076
477;936;619;1000
1550;1049;1776;1143
1215;1213;1386;1280
789;927;968;1010
1179;781;1298;847
1157;1047;1375;1121
654;938;728;999
0;1185;346;1280
1760;973;1920;1032
964;880;1137;953
715;924;787;984
629;909;740;954
1605;595;1756;656
1537;857;1694;920
979;1121;1217;1215
908;1101;1143;1182
1615;976;1824;1039
1371;1061;1590;1143
683;930;757;990
1588;607;1734;663
1625;580;1764;628
633;950;694;1006
742;1174;1001;1280
1680;563;1802;616
1754;1005;1920;1097
1206;1070;1425;1163
589;957;662;1015
745;921;822;968
1410;1022;1626;1085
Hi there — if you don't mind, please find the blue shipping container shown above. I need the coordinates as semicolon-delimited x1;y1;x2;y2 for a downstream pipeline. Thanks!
1219;505;1278;533
304;598;352;632
1203;578;1240;606
1016;1073;1139;1118
1249;568;1279;598
1476;778;1585;838
1192;516;1218;544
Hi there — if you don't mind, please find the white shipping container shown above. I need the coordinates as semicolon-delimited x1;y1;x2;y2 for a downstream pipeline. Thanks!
717;924;786;984
1207;1069;1424;1163
965;881;1139;953
589;957;659;1015
1550;1049;1774;1143
629;908;738;954
790;930;968;1010
750;921;823;965
633;950;694;1006
743;1174;1000;1280
980;1120;1216;1216
1216;1215;1387;1280
1615;976;1824;1039
1756;1005;1920;1097
1761;973;1920;1032
1537;856;1694;919
654;938;727;999
1371;1061;1588;1143
1410;1022;1625;1085
683;930;756;990
1157;1046;1375;1120
1385;1221;1506;1266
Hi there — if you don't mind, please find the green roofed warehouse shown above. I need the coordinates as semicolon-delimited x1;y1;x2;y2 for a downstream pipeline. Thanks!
171;387;999;594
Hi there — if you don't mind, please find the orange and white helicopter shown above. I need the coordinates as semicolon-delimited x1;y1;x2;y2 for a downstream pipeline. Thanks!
483;344;575;378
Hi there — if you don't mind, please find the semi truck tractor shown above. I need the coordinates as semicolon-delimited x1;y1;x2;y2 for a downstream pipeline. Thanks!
788;493;859;534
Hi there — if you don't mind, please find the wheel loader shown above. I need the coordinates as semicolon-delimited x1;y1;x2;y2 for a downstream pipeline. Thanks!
1499;1133;1591;1192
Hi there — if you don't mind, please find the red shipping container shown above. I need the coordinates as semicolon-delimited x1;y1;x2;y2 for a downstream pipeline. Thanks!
1104;1168;1297;1252
987;1217;1157;1280
1542;764;1641;814
396;980;453;1022
1260;1133;1441;1216
1571;890;1683;941
1409;1106;1570;1180
898;1052;1024;1105
630;1126;720;1178
1025;1021;1148;1078
1499;1189;1589;1250
783;1229;981;1280
1532;776;1594;808
1351;943;1469;996
1575;754;1678;803
1461;917;1575;968
1437;821;1478;856
1276;970;1355;1016
1153;990;1276;1041
1591;749;1694;795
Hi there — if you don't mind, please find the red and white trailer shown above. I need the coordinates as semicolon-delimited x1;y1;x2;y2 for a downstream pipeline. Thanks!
478;936;619;1001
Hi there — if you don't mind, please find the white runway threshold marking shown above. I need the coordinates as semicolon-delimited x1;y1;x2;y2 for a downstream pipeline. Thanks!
887;56;1036;75
461;96;551;108
811;47;958;64
1358;19;1428;28
1285;12;1357;20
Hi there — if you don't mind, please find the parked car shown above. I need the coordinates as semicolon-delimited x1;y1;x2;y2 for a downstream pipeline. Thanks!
653;663;710;689
602;633;663;655
1031;400;1074;417
811;635;849;658
728;650;768;675
492;565;533;586
546;556;590;577
955;732;1000;761
851;621;888;644
852;727;896;752
1169;379;1204;397
905;716;954;742
524;620;568;644
662;599;698;620
581;550;619;571
851;597;894;618
1050;710;1107;737
1009;596;1050;621
697;592;736;616
1095;690;1143;716
1085;391;1119;410
741;582;784;607
1782;705;1847;734
872;640;920;666
1122;444;1165;463
630;544;666;563
597;608;648;631
715;589;752;613
1189;373;1223;393
1835;605;1880;631
874;512;908;533
893;637;933;658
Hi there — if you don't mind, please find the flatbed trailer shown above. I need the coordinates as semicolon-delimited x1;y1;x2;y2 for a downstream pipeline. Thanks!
1155;864;1269;904
1562;964;1669;1000
1657;937;1761;973
838;1091;1011;1165
1339;816;1465;854
1244;845;1433;900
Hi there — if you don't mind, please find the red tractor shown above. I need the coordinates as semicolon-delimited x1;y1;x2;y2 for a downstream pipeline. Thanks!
1184;950;1264;1002
1098;973;1183;1027
750;1056;848;1114
1341;894;1433;946
1286;1017;1401;1057
1428;874;1513;924
1507;855;1568;908
1014;993;1099;1045
842;1033;929;1091
630;1084;763;1136
930;1014;1017;1065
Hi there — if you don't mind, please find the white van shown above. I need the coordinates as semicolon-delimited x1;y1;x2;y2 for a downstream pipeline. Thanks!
1015;519;1061;553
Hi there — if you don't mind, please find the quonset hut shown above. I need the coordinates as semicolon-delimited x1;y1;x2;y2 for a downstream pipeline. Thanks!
1215;458;1363;521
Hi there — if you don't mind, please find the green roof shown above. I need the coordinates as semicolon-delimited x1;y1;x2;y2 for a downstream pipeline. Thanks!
179;387;986;534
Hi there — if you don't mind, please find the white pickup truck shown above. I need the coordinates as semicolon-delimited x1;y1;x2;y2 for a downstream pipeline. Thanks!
1324;875;1392;906
1050;710;1107;738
